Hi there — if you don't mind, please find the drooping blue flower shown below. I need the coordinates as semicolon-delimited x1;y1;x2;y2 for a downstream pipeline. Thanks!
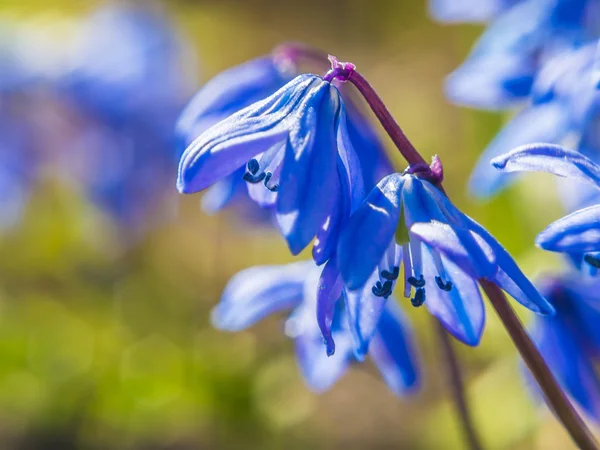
177;74;366;260
58;4;193;229
211;261;419;395
176;56;392;220
428;0;520;23
492;143;600;268
336;167;554;346
469;42;600;198
527;274;600;421
445;0;596;111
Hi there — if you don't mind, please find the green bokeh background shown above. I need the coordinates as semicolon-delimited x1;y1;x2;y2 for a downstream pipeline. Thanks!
0;0;582;448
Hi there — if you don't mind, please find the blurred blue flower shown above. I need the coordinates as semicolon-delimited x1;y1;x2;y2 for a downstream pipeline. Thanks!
176;56;392;221
212;261;419;395
493;143;600;268
428;0;519;23
178;74;366;259
336;169;554;346
445;0;596;110
528;275;600;421
470;42;600;198
59;4;193;229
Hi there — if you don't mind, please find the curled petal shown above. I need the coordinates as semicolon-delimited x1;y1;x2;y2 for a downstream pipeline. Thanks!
492;143;600;189
369;301;420;395
536;205;600;254
469;102;569;199
338;174;404;290
211;262;312;331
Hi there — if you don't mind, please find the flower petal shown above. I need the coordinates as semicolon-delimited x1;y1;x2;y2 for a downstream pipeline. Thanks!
176;56;288;146
177;75;317;193
423;251;485;346
337;174;404;290
369;301;420;396
536;204;600;254
316;258;345;357
344;270;387;361
428;0;506;23
276;82;340;255
294;327;353;394
469;102;569;199
532;317;600;421
410;221;496;278
492;143;600;189
211;262;312;331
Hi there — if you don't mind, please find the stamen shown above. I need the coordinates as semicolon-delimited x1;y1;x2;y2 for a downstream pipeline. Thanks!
435;276;453;292
381;266;400;281
264;172;279;192
584;254;600;268
243;171;266;183
411;287;426;307
372;280;393;299
247;158;260;175
407;275;425;288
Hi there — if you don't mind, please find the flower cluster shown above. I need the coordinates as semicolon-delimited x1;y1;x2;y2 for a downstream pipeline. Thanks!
434;0;600;423
177;48;554;395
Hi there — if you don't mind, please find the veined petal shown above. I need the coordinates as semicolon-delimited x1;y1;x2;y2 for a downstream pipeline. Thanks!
344;270;387;361
336;101;366;211
423;251;485;346
316;258;345;357
176;56;288;144
469;102;569;199
211;262;312;331
177;75;317;193
369;301;419;396
462;216;554;314
410;221;496;278
536;205;600;254
276;81;340;255
338;174;404;290
492;143;600;189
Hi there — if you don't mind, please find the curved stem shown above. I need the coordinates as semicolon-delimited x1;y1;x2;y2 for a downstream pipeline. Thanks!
480;280;598;450
434;319;485;450
343;64;598;449
347;70;426;167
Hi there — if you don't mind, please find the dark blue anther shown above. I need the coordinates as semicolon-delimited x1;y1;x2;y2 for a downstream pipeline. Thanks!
411;287;426;307
243;171;266;183
372;280;393;298
247;158;260;174
584;254;600;268
381;266;400;281
407;275;425;288
435;276;453;292
264;172;279;192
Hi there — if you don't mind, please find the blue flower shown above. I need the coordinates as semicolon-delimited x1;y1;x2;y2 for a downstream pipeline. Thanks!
445;0;593;111
211;261;419;395
63;4;191;129
470;42;599;198
492;143;600;268
58;4;192;229
177;74;366;259
428;0;519;23
176;56;393;220
336;169;554;346
527;275;600;421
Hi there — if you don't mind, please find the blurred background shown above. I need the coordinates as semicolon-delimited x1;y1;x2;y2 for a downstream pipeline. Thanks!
0;0;580;448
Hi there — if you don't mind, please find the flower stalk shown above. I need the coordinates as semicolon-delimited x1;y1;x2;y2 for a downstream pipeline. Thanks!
327;56;598;449
434;319;484;450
